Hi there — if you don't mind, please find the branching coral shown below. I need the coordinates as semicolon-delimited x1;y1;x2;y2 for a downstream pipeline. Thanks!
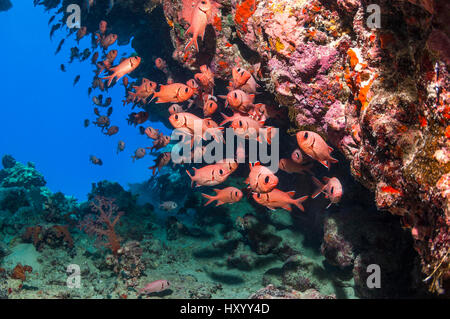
79;196;124;255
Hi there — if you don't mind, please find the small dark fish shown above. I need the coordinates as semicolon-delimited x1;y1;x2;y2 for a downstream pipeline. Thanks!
69;47;80;63
90;155;103;166
88;87;92;96
60;64;66;72
93;95;103;106
117;140;125;154
48;15;56;25
103;97;112;107
73;75;81;86
55;39;65;55
94;107;100;116
104;125;119;136
107;107;113;117
139;126;146;135
80;48;91;61
91;51;99;65
84;119;90;128
50;23;61;39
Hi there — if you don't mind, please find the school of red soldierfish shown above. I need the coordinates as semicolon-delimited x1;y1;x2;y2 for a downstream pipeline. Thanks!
77;2;343;217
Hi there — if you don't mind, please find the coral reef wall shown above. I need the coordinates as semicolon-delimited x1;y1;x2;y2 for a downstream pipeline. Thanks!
161;0;450;293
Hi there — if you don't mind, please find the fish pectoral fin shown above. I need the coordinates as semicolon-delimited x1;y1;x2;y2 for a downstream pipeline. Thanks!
319;160;330;170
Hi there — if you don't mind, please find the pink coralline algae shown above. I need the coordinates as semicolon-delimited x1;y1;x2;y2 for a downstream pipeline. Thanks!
158;0;450;293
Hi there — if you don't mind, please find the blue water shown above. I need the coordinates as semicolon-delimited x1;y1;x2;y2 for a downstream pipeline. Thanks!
0;1;169;200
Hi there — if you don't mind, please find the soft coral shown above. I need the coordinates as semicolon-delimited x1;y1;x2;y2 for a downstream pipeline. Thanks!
79;196;123;255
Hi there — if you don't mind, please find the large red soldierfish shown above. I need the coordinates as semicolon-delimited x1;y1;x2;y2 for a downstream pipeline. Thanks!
231;67;259;93
186;164;231;187
296;131;338;169
152;83;194;103
184;0;212;52
252;189;308;212
245;162;278;194
139;280;171;295
102;56;141;87
219;89;255;113
202;187;243;206
278;158;313;175
216;158;239;174
312;176;343;208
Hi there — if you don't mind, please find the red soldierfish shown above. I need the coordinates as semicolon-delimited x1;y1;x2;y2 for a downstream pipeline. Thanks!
278;158;312;175
139;280;171;295
186;164;231;187
231;67;258;93
312;176;343;208
202;187;243;206
152;83;194;104
246;162;278;194
184;0;212;52
219;89;255;113
296;131;338;169
143;127;160;140
195;65;215;89
149;152;171;175
252;189;308;212
102;56;141;87
203;99;218;117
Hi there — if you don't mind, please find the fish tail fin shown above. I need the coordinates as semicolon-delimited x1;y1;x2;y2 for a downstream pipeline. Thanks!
186;169;195;188
311;176;324;198
201;193;215;206
319;160;330;170
293;196;308;212
184;35;198;52
329;156;338;164
101;74;115;87
219;112;230;126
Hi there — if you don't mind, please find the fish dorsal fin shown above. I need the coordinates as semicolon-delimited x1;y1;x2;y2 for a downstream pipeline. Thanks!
322;177;330;183
287;191;295;198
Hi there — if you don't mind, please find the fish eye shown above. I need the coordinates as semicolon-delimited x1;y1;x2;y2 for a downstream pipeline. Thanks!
235;191;238;197
330;187;334;194
257;193;261;198
234;92;238;99
175;114;179;120
264;176;269;184
185;87;189;93
219;169;223;175
239;120;243;127
304;132;308;139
